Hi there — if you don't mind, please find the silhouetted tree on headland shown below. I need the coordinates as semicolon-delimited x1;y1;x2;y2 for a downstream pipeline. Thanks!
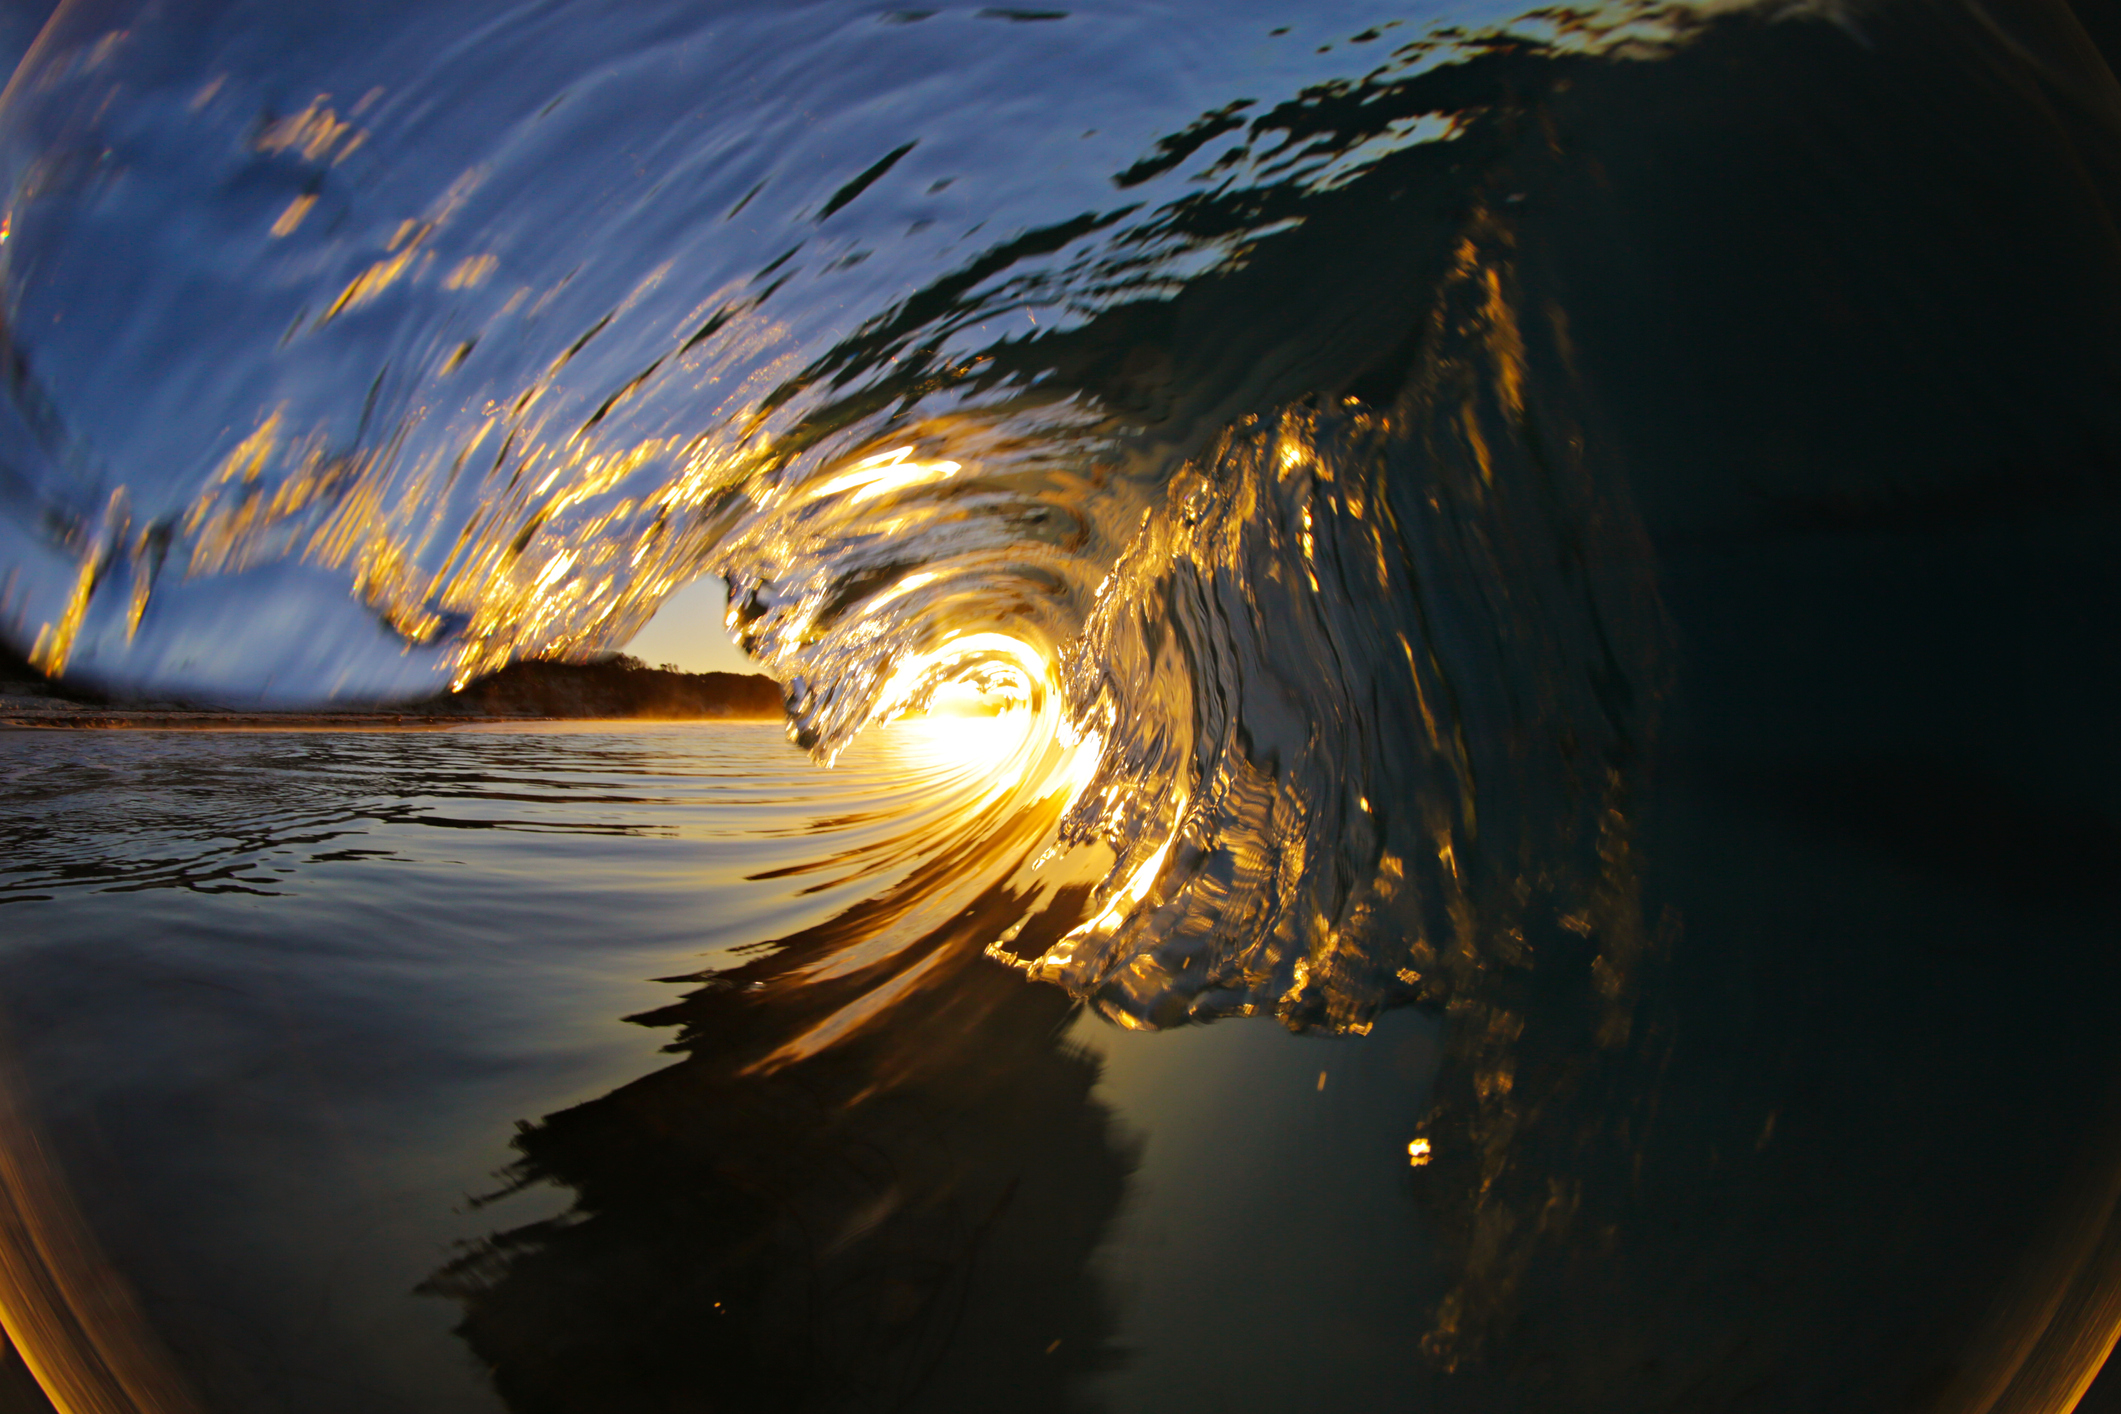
412;654;782;719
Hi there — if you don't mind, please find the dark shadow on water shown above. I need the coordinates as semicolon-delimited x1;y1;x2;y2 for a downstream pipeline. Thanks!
421;811;1130;1414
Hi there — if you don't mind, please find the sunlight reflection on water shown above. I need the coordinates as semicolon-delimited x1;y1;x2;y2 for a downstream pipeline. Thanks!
0;722;1445;1414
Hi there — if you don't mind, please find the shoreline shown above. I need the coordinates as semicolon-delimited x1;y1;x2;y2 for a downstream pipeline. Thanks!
0;702;785;732
0;654;786;732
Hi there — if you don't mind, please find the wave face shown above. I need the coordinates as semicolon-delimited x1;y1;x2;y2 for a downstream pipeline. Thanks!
1;0;2118;1051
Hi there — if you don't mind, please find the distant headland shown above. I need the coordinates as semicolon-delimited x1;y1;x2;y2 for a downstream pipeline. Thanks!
0;646;784;729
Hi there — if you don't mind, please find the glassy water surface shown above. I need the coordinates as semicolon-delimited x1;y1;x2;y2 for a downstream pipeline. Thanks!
0;723;1443;1414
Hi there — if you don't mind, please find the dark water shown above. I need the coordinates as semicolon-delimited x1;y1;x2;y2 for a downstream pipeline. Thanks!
4;0;2121;1408
0;723;1443;1414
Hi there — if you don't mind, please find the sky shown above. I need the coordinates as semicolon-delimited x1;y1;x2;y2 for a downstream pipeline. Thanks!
0;4;54;77
620;577;756;676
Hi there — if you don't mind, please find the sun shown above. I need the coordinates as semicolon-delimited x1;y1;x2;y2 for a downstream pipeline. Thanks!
869;631;1063;784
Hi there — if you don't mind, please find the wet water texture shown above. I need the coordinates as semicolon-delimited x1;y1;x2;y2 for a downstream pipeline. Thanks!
3;0;2121;1409
0;725;1444;1414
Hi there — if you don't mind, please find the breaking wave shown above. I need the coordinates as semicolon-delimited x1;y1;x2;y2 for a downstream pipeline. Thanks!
0;0;2111;1049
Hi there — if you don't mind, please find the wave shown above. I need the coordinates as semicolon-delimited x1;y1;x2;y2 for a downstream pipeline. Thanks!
2;0;2116;1037
0;0;1706;1037
9;0;2121;1394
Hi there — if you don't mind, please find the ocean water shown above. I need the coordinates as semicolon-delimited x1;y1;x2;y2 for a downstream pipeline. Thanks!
3;693;2121;1414
5;0;2121;1408
0;722;1445;1414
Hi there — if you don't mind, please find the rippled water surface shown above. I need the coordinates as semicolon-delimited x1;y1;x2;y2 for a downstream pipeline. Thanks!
0;723;1453;1414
